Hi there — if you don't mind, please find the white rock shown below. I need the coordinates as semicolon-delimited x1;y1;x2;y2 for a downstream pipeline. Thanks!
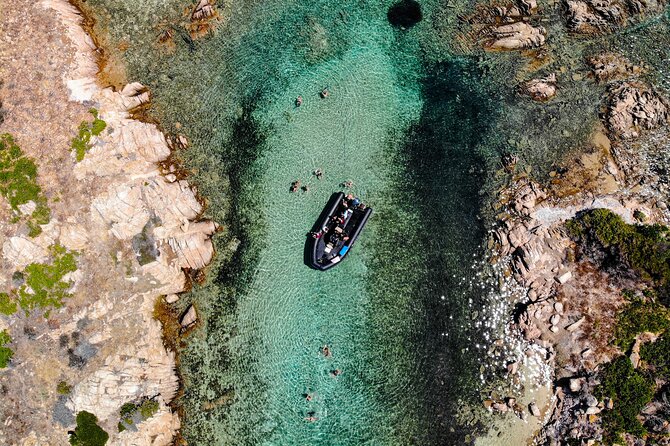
165;294;179;304
556;270;572;284
180;305;197;328
566;316;586;332
529;402;541;417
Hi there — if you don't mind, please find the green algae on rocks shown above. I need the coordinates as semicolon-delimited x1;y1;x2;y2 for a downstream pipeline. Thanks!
0;244;78;317
0;133;51;236
0;330;13;369
71;109;107;162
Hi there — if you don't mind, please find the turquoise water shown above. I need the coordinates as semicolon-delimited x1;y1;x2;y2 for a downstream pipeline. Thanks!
79;0;670;444
81;1;509;444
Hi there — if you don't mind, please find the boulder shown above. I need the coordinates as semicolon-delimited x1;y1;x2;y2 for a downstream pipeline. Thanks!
569;377;584;392
604;82;669;139
192;0;215;21
180;305;198;328
520;74;557;101
555;270;572;284
566;316;586;332
487;22;546;50
529;401;541;417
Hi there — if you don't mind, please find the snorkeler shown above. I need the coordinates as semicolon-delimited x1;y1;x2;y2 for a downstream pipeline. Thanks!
295;96;303;107
320;87;329;98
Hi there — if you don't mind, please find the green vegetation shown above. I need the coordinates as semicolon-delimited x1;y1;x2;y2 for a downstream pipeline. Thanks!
71;109;107;162
0;330;13;368
0;133;51;236
57;380;73;395
17;244;77;316
69;411;109;446
118;398;160;431
613;291;670;350
596;356;654;445
566;209;670;289
0;292;17;315
641;333;670;380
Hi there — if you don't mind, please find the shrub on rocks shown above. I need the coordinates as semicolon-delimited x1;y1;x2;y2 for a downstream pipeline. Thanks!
596;356;654;444
69;411;108;446
567;209;670;299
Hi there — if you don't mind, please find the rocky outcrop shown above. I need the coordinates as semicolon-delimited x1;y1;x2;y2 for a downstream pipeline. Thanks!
565;0;666;34
519;74;557;102
0;1;216;445
487;22;546;50
459;0;546;51
604;82;669;139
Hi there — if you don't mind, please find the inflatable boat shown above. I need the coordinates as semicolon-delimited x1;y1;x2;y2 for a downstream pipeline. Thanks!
305;192;372;271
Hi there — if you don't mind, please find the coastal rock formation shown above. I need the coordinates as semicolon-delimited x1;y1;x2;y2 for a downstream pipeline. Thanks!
519;74;557;101
0;0;215;444
459;0;546;51
564;0;666;34
604;82;669;139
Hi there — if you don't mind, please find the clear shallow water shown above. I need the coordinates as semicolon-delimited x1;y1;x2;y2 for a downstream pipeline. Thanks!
79;0;670;444
83;1;500;443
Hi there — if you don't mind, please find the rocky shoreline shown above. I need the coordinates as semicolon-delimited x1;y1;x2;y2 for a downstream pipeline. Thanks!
482;49;670;444
0;1;215;444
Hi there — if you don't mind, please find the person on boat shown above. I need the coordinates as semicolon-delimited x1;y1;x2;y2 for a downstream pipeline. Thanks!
310;230;323;239
352;197;361;207
322;345;331;357
320;87;329;98
295;96;303;107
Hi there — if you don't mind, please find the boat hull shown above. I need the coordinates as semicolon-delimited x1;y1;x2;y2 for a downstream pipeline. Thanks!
305;192;372;271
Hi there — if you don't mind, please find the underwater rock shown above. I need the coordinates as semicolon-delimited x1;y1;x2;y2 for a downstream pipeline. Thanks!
192;0;215;21
604;82;669;139
565;0;665;34
387;0;423;28
587;53;642;82
529;402;541;417
519;74;557;101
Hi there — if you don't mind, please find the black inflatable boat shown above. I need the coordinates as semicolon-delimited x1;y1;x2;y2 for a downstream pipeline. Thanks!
305;192;372;271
